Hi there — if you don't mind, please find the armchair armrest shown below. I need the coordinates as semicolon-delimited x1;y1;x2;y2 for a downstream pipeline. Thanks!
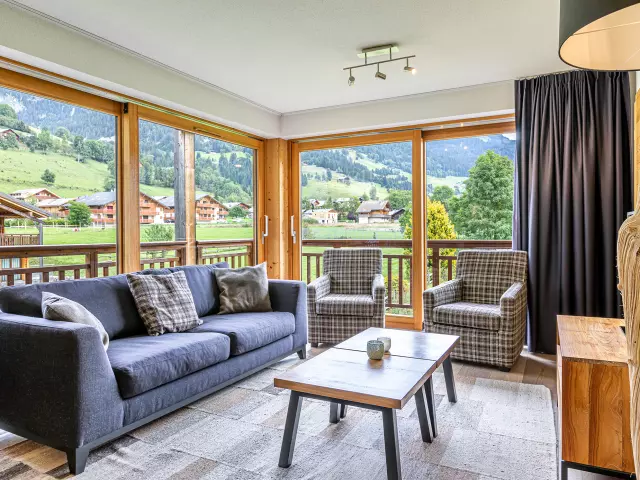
372;274;386;317
0;313;123;449
308;274;331;302
268;280;307;349
500;282;527;319
423;279;462;310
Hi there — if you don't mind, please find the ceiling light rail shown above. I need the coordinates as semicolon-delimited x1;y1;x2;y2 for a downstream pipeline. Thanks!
344;44;416;86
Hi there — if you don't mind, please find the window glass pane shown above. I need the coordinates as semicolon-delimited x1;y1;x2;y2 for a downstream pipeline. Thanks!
300;142;412;315
0;86;117;284
426;132;515;285
194;134;254;267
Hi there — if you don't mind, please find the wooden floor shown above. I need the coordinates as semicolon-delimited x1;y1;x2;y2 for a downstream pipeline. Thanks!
0;346;621;479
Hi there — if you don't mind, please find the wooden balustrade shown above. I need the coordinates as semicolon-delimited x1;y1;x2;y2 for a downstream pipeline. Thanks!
196;239;254;268
0;241;188;286
0;234;40;246
302;238;512;310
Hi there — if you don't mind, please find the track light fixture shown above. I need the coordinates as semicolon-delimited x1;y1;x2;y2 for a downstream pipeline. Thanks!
348;69;355;86
404;58;416;75
344;44;416;86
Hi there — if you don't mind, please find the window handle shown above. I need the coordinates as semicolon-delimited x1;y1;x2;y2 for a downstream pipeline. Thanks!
291;215;297;244
262;215;269;244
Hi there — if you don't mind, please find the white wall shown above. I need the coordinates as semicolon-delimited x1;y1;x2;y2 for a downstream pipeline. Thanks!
281;81;515;139
0;3;281;138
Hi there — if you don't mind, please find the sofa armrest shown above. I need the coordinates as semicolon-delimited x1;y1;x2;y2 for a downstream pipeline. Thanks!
308;275;331;302
0;313;123;449
268;280;308;349
372;274;386;316
500;282;527;320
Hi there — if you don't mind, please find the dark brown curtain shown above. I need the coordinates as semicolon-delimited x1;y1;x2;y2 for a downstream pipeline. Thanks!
514;71;632;354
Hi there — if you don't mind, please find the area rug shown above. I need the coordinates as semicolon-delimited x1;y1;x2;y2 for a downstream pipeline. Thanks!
0;354;557;479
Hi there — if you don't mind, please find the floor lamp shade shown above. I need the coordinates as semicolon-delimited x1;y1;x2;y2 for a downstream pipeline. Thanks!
559;0;640;70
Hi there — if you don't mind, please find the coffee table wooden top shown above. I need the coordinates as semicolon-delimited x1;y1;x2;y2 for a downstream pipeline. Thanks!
274;348;436;409
335;327;459;365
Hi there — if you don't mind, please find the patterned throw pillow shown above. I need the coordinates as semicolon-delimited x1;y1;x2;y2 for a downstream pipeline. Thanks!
215;262;272;314
127;271;201;336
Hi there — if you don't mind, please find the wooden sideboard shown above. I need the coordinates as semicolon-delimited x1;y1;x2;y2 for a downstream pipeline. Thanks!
557;315;634;479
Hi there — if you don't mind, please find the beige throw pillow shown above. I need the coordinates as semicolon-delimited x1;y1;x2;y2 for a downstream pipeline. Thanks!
215;263;272;314
42;292;110;350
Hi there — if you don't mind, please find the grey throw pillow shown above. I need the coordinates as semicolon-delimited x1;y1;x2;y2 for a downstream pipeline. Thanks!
127;271;201;336
215;262;272;314
42;292;109;350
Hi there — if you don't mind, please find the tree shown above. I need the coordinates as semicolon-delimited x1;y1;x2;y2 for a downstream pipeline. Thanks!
0;104;17;119
55;127;71;141
103;177;116;191
67;201;92;227
369;186;378;200
36;128;53;154
326;169;333;181
143;224;173;242
388;190;412;210
449;150;513;239
40;169;55;184
301;174;309;187
228;206;247;218
431;185;454;210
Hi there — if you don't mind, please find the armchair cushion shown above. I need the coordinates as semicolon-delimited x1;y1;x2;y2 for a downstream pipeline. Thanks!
433;302;502;331
316;294;375;316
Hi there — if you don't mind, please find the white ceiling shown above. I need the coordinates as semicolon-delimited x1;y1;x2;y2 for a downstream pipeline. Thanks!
11;0;567;114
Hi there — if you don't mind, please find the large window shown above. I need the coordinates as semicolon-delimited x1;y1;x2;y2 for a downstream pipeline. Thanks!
194;134;255;266
0;85;118;283
300;141;412;314
425;130;516;285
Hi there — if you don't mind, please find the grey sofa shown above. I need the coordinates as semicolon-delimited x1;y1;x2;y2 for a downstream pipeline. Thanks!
0;263;307;474
307;248;385;346
423;249;528;370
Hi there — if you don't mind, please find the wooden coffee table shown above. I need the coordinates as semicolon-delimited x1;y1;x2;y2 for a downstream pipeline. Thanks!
274;329;459;480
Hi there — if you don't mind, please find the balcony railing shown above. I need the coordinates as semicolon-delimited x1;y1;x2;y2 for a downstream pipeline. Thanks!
302;239;512;310
196;239;254;268
0;234;40;246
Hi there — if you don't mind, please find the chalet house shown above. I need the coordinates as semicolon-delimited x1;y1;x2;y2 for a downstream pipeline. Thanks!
0;128;20;141
155;194;228;223
356;200;403;224
225;201;251;211
305;208;338;224
36;198;73;218
11;188;60;203
75;191;164;226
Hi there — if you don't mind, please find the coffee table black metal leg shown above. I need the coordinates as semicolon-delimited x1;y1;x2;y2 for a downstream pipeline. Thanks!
424;376;438;438
340;402;347;418
414;385;433;443
329;401;340;424
279;391;302;468
382;408;402;480
442;357;457;403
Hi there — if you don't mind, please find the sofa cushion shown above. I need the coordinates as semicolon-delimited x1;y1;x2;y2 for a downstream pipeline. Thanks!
190;312;296;355
140;263;228;317
0;274;145;340
433;302;501;331
107;332;230;398
316;294;375;316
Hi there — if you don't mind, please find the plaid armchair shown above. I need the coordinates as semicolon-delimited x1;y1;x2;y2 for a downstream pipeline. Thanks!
307;248;385;346
423;249;528;369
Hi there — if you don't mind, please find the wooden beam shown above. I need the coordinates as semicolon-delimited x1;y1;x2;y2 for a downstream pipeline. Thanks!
289;142;301;280
184;132;196;264
635;88;640;208
296;130;414;152
174;130;187;244
422;121;515;141
117;103;141;273
264;138;290;278
411;130;426;331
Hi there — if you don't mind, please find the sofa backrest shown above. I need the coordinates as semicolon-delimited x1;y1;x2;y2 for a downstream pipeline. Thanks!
0;262;228;339
456;249;528;304
323;248;382;294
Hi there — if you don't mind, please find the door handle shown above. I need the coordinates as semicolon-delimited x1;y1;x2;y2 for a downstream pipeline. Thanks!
290;215;297;244
262;215;269;244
